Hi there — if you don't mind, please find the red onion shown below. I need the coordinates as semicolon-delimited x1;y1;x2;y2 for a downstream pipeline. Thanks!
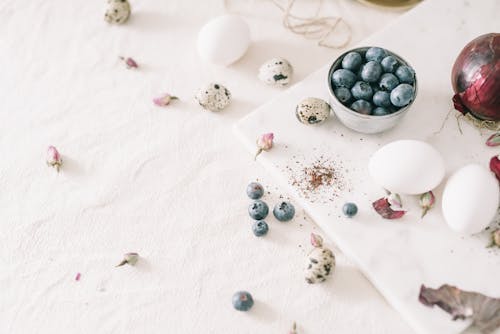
451;33;500;121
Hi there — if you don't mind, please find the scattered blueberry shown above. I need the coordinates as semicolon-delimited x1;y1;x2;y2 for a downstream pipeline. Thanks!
342;202;358;217
232;291;254;311
252;220;269;237
365;47;387;62
372;91;391;107
350;100;372;115
351;81;373;101
390;83;415;107
248;200;269;220
360;61;382;83
331;69;357;88
246;182;264;199
379;73;399;91
372;106;391;116
334;87;352;104
380;56;399;73
273;201;295;222
341;51;363;71
395;65;415;84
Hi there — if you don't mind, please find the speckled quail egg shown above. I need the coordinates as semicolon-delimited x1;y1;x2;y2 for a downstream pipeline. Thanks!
104;0;131;24
195;83;231;112
258;58;293;87
295;97;331;125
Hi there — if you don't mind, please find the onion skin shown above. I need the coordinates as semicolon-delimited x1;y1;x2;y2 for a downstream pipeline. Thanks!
451;33;500;121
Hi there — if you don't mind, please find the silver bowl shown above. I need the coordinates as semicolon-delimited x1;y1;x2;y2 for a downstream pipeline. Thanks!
327;47;417;134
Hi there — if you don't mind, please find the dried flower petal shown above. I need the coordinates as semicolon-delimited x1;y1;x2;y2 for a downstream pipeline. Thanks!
116;252;139;267
46;146;62;172
486;133;500;147
490;156;500;182
310;233;323;248
419;191;435;218
255;133;274;159
372;197;406;219
288;322;297;334
419;284;500;333
387;193;404;211
153;93;178;107
119;56;138;69
75;272;81;281
488;229;500;248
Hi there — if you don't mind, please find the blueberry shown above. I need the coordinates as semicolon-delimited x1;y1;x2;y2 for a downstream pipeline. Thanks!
248;200;269;220
351;81;373;101
331;69;357;88
379;73;399;91
341;52;363;71
350;100;372;115
232;291;254;311
360;61;382;83
365;47;387;62
380;56;399;73
252;220;269;237
395;65;415;84
372;107;391;116
342;202;358;217
334;87;352;104
390;83;415;107
273;201;295;222
246;182;264;199
372;91;391;107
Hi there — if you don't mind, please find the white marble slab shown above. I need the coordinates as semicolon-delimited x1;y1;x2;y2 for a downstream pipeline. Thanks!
234;1;500;333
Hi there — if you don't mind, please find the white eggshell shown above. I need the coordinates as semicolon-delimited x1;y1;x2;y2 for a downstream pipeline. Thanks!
368;140;445;194
442;164;499;234
197;15;250;66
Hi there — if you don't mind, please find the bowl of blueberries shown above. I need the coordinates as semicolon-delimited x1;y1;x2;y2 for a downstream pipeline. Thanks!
327;46;417;134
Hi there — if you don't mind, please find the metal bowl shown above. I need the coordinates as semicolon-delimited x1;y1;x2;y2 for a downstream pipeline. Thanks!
327;47;417;134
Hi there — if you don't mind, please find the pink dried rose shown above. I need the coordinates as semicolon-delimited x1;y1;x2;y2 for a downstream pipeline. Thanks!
488;229;500;248
46;146;62;172
75;272;81;281
419;191;435;218
153;93;178;107
419;284;500;333
116;252;139;267
490;155;500;182
119;56;138;69
310;233;323;248
255;133;274;159
486;133;500;147
372;192;406;219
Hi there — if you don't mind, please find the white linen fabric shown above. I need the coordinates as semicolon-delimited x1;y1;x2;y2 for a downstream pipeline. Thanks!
0;0;414;333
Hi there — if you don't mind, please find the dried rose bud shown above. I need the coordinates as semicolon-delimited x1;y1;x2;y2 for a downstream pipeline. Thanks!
116;252;139;267
310;233;323;248
488;229;500;248
373;194;406;219
75;272;81;281
288;322;297;334
490;155;500;182
46;145;62;172
153;93;178;107
486;133;500;147
419;191;435;218
119;56;138;69
255;133;274;159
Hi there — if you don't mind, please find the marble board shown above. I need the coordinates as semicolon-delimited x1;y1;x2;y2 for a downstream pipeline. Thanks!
233;1;500;333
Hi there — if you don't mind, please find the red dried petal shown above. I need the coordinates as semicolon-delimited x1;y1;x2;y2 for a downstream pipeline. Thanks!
490;156;500;182
372;197;406;219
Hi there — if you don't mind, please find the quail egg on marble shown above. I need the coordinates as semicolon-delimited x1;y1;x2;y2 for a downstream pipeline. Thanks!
295;97;331;125
258;58;293;87
104;0;131;24
195;83;231;112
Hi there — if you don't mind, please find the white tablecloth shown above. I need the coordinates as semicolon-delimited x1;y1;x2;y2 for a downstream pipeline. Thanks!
0;0;416;333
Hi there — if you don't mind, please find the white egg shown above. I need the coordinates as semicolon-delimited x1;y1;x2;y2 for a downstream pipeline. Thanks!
368;140;445;195
197;15;250;66
442;164;499;234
